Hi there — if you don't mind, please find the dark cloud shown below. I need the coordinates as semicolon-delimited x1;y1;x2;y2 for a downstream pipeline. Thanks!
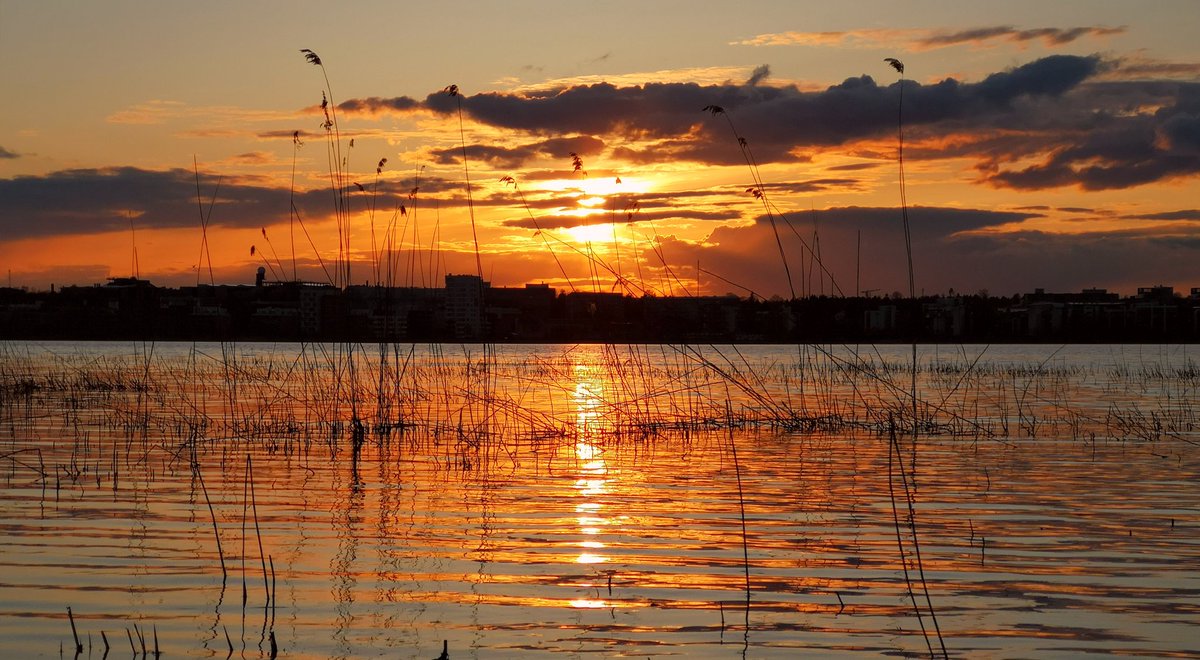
974;55;1103;102
1104;58;1200;80
512;55;1098;147
230;152;273;165
337;95;420;114
0;167;294;239
745;64;771;87
429;135;605;168
679;206;1036;296
0;145;19;159
338;55;1200;190
986;85;1200;190
345;56;1094;138
930;229;1200;294
762;205;1036;240
502;208;740;230
757;179;862;194
340;55;1107;168
686;205;1196;298
917;25;1125;49
827;162;883;172
1125;209;1200;221
0;167;461;240
257;129;321;141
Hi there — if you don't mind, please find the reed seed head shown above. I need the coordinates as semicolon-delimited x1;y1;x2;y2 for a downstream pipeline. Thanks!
300;49;322;67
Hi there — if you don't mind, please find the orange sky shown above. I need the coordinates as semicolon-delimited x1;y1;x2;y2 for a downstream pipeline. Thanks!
2;1;1199;297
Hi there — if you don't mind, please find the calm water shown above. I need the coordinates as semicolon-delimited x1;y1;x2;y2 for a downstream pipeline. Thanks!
1;342;1198;658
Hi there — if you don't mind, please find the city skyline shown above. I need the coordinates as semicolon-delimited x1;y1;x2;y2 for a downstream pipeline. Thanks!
2;0;1199;298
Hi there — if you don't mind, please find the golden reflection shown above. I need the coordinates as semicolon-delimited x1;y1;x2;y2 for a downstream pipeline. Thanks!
571;443;609;570
570;363;614;595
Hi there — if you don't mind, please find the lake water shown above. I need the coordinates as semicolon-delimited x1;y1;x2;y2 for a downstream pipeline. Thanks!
1;342;1198;658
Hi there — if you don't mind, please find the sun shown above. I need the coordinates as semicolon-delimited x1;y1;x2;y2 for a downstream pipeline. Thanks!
541;175;653;199
535;175;654;245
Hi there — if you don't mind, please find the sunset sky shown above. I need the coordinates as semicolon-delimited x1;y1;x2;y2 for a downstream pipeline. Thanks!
2;0;1198;298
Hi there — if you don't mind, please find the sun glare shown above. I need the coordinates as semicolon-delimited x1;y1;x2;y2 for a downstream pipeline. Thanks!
542;175;653;198
514;176;659;247
563;222;626;245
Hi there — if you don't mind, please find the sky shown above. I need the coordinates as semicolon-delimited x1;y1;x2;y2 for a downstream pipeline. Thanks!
2;0;1199;298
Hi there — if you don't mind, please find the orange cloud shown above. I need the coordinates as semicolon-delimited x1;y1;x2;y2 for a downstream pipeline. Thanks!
731;25;1126;51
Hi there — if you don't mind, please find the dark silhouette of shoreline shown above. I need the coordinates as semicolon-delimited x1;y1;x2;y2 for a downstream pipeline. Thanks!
2;276;1198;343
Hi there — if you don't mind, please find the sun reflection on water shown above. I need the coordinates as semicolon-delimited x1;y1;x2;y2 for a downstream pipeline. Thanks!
571;363;613;602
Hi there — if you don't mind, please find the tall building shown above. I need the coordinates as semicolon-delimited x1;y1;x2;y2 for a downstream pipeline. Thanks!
445;274;486;339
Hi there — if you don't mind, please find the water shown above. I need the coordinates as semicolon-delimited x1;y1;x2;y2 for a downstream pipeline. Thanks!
1;342;1198;657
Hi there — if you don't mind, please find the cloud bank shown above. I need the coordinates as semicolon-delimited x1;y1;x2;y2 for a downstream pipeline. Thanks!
334;55;1199;190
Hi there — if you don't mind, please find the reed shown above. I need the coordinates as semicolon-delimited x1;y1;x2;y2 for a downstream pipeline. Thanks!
247;453;270;606
194;450;227;581
66;607;81;654
884;56;947;659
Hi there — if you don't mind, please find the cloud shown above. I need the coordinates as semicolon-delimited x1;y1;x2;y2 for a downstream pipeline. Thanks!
106;100;291;125
986;83;1200;190
0;145;19;159
729;29;903;48
745;64;771;87
0;166;415;240
507;66;766;92
0;166;499;248
337;95;421;115
1101;56;1200;81
1125;209;1200;221
916;26;1125;50
730;25;1125;50
827;162;882;172
676;206;1036;296
501;208;740;230
753;179;864;194
106;100;188;125
227;151;275;165
428;135;605;169
766;205;1035;238
256;129;322;141
341;55;1105;170
679;205;1197;297
973;55;1103;101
